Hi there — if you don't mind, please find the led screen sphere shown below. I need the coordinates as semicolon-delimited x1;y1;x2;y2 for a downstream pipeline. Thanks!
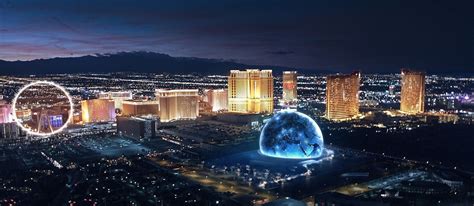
260;110;324;159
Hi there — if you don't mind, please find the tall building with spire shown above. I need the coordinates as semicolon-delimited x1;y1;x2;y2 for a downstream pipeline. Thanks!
325;71;360;121
282;71;298;106
400;69;425;114
228;69;273;113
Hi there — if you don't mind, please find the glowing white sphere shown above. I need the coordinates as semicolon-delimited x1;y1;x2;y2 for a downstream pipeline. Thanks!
259;110;324;159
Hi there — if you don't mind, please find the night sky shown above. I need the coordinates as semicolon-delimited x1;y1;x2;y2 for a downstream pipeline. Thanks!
0;0;472;72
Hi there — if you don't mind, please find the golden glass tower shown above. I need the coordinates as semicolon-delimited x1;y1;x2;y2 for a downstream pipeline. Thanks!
228;69;273;113
400;69;425;114
81;99;116;123
282;71;297;106
156;89;199;122
325;71;360;121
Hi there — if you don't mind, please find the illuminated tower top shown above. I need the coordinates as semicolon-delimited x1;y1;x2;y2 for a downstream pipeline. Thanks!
400;69;425;114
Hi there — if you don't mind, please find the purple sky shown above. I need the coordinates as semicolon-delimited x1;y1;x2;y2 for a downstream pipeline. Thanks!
0;0;472;72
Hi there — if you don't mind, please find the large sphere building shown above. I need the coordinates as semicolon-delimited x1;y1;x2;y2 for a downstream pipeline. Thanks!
259;111;324;159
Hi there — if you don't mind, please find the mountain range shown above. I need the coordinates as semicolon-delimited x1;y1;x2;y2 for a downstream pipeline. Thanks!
1;52;471;75
0;52;320;75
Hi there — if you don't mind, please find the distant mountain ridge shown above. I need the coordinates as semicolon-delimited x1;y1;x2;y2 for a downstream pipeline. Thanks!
0;52;321;75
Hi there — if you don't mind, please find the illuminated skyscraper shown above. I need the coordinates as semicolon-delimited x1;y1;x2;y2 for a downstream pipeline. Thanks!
325;71;360;121
156;89;199;122
122;100;159;116
206;89;228;112
0;103;13;123
400;69;425;114
98;91;133;111
81;99;116;123
282;71;298;106
228;69;273;113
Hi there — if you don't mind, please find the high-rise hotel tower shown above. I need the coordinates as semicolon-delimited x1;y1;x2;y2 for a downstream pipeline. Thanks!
400;69;425;114
81;99;116;123
325;71;360;121
156;89;199;122
205;89;228;112
282;71;298;106
228;69;274;114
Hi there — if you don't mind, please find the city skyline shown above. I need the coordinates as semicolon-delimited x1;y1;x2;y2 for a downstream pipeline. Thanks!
0;1;473;205
0;70;472;206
